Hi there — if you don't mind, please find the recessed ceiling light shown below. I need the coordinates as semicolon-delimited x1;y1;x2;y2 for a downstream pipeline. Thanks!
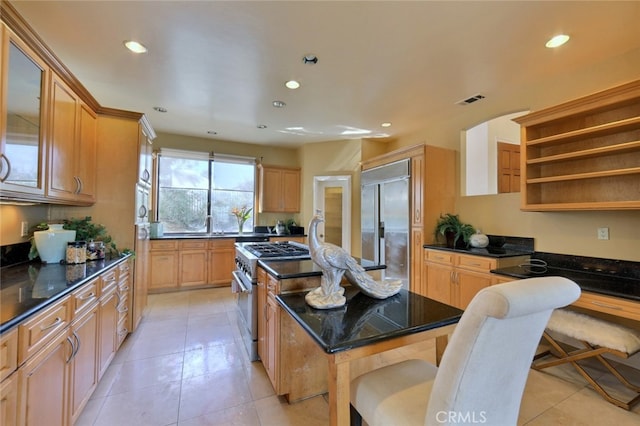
285;80;300;89
124;40;147;53
207;130;217;135
302;54;318;65
153;106;167;113
272;100;286;108
257;124;267;129
545;34;570;48
381;122;392;128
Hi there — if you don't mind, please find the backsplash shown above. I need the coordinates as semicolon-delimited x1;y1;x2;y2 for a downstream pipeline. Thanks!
533;252;640;280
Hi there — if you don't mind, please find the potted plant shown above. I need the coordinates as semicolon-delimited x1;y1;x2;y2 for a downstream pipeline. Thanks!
434;213;475;249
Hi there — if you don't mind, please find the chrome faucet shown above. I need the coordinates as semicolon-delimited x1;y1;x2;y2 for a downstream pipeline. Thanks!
205;215;214;234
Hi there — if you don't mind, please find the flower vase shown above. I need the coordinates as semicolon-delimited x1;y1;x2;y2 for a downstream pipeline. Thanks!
238;220;245;235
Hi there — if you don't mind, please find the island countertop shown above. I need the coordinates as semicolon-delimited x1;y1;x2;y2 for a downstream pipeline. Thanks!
258;257;385;280
276;287;463;354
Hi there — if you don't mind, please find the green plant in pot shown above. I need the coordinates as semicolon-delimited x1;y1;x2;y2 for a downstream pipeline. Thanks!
434;213;475;249
29;216;126;260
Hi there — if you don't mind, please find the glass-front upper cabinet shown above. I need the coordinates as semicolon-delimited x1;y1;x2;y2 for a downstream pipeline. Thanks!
0;24;49;197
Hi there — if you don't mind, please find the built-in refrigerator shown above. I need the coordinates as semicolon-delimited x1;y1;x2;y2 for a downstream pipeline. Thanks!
361;159;410;289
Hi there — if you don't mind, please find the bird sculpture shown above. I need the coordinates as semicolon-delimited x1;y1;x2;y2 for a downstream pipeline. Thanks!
305;212;403;309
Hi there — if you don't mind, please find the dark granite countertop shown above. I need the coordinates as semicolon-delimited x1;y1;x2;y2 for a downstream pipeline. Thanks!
258;257;385;280
491;252;640;302
423;244;533;259
0;255;131;334
277;288;463;354
151;233;306;241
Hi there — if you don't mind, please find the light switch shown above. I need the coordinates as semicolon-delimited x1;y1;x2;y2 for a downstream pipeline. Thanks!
597;227;609;240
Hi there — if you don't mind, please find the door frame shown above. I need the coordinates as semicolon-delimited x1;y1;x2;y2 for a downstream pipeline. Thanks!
313;175;351;253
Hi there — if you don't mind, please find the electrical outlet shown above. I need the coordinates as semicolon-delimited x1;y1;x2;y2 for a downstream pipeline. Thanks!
597;227;609;240
21;221;29;237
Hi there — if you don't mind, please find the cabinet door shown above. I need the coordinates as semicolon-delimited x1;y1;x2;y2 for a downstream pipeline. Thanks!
48;74;78;200
149;251;179;291
75;101;97;202
425;262;453;305
256;268;267;361
410;228;424;294
69;304;99;424
18;329;70;426
180;250;208;287
0;26;49;197
0;372;18;426
455;269;492;310
207;247;235;286
411;154;424;227
98;288;117;379
260;167;282;212
282;168;300;212
265;295;279;391
132;234;148;331
138;126;153;186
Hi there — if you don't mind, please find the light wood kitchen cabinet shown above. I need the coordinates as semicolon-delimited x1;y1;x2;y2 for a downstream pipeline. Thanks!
149;240;179;291
0;371;18;426
179;240;208;287
68;302;99;425
257;269;327;401
138;122;153;187
514;79;640;211
0;328;17;382
98;284;118;380
423;248;528;309
259;165;301;213
18;296;71;365
18;327;71;426
0;23;50;199
47;73;97;205
116;261;132;347
208;239;235;286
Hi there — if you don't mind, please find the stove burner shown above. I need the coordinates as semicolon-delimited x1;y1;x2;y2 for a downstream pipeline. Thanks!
244;242;310;258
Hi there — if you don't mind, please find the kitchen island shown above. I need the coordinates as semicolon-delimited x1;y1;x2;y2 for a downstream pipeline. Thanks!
277;287;463;426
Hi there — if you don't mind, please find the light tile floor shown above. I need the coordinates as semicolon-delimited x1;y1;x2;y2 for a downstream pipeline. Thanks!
76;287;640;425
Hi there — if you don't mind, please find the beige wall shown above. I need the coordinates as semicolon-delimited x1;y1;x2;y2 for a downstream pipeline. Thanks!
382;47;640;262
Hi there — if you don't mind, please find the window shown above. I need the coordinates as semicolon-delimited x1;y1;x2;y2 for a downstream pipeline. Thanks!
157;149;255;234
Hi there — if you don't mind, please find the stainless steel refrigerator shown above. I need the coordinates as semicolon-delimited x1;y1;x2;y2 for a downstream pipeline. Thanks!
361;159;410;289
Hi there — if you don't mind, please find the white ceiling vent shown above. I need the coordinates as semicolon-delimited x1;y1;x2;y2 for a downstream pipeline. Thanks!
456;94;486;106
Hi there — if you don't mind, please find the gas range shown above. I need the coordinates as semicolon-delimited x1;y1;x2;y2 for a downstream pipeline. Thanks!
235;241;310;282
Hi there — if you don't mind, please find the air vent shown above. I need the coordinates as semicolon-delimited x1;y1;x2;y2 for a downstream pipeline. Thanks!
456;94;486;106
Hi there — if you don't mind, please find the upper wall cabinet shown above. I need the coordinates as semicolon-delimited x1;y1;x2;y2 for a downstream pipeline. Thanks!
47;74;97;205
259;165;300;213
514;80;640;211
0;24;49;198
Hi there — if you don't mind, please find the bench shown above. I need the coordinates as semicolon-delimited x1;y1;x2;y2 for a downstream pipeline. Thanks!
533;308;640;410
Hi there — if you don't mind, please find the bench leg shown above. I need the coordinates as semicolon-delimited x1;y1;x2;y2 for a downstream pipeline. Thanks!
533;332;640;411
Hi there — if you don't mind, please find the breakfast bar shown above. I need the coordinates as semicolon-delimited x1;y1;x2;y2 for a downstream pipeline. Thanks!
277;287;463;426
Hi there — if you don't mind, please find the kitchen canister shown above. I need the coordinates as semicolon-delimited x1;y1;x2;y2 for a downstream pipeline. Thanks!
150;221;164;238
66;241;87;264
469;230;490;248
87;240;106;261
33;224;76;264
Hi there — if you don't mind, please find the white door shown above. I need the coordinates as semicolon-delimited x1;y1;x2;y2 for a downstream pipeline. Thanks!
313;175;351;253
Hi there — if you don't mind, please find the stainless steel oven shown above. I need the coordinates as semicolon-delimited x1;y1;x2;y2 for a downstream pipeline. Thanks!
234;241;310;361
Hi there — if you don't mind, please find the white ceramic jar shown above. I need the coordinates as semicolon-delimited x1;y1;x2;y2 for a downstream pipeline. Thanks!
469;230;489;248
33;224;76;263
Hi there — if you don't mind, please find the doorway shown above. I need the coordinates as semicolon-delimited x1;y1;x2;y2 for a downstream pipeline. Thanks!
313;175;351;253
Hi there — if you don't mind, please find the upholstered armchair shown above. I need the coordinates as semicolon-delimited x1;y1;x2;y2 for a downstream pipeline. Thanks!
350;277;581;426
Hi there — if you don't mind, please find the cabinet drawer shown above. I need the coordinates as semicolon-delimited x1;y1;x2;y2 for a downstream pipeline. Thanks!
425;250;454;265
117;293;129;322
267;275;280;295
100;268;118;293
180;240;207;250
209;239;235;249
150;240;178;251
18;296;71;364
71;278;99;316
0;328;18;381
573;292;640;322
118;260;131;276
456;254;496;272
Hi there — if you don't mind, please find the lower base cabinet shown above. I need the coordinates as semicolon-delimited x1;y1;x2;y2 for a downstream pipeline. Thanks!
18;329;70;426
1;259;132;426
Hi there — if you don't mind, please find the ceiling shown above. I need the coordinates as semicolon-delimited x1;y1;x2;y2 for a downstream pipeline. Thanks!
10;1;640;147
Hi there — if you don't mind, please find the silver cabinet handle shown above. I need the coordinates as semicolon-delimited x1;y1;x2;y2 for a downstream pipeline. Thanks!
78;177;84;194
40;317;62;330
66;335;75;363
